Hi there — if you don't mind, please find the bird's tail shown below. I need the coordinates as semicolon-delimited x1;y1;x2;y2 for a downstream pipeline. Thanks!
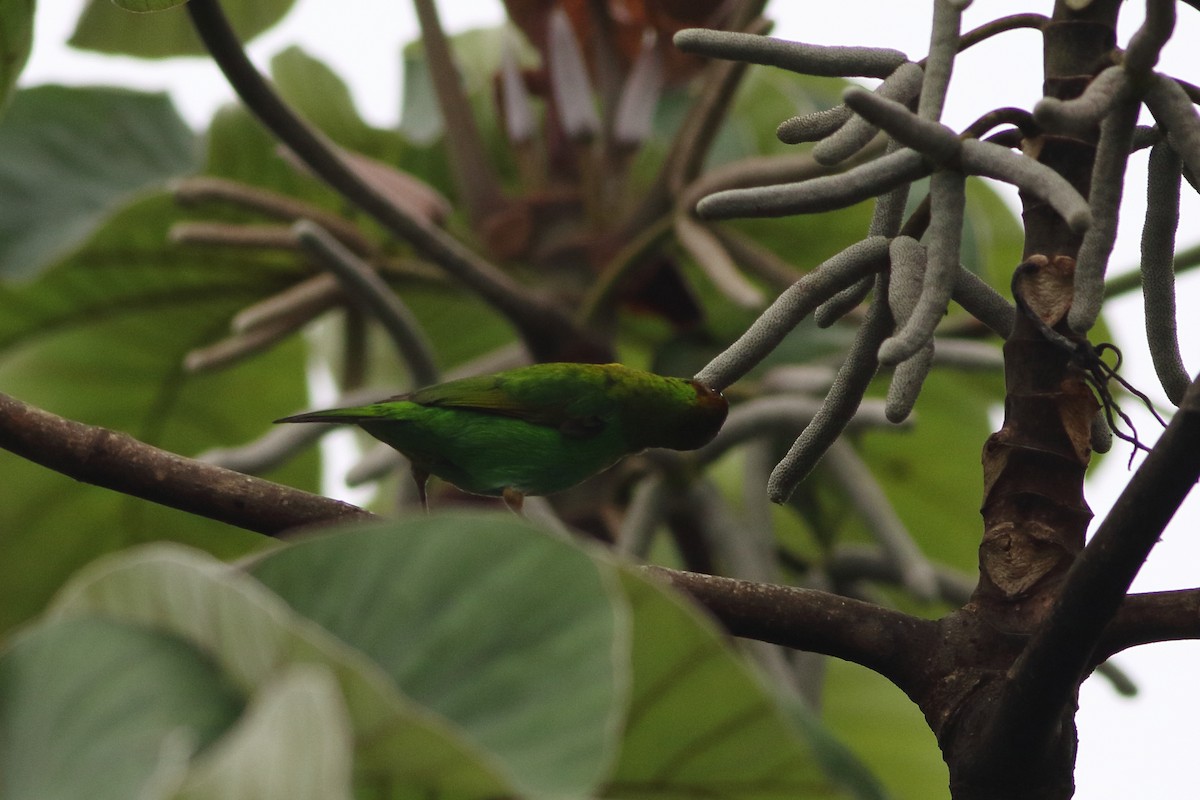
274;408;367;425
274;402;408;425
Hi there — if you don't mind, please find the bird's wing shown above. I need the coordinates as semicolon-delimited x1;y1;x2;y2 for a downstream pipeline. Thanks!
406;368;615;436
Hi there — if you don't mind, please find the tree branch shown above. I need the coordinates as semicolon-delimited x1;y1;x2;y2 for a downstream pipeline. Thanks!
983;372;1200;759
0;392;375;537
646;566;938;696
1099;589;1200;659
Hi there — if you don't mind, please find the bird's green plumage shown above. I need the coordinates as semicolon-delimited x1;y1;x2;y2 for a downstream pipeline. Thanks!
276;362;727;498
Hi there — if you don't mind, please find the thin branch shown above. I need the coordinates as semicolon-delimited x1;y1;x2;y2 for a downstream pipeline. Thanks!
694;236;889;390
1123;0;1175;75
823;441;938;600
293;220;439;387
1068;94;1140;333
410;0;506;223
696;148;930;219
777;106;854;145
1033;66;1130;137
1141;141;1191;405
984;373;1200;760
768;275;893;503
694;394;898;466
813;62;924;166
885;235;935;421
184;0;593;362
646;566;937;695
0;392;374;536
184;313;312;372
879;169;965;365
673;28;907;79
173;176;374;255
198;424;326;474
232;274;343;333
917;0;969;122
1100;589;1200;659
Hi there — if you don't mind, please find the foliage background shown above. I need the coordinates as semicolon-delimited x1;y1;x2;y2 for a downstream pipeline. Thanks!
8;1;1200;797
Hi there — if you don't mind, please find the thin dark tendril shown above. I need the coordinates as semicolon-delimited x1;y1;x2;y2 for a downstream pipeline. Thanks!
1011;268;1166;465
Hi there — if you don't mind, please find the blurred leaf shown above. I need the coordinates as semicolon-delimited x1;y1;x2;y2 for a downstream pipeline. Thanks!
249;514;625;798
173;665;354;800
0;192;316;635
0;615;244;800
400;27;507;146
69;0;297;58
823;659;948;800
608;567;861;799
960;178;1025;291
0;0;33;113
857;368;1001;575
270;46;374;151
49;543;518;798
0;85;199;281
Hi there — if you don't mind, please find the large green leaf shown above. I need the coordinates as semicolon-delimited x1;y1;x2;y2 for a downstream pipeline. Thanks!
47;543;518;798
823;659;949;800
249;515;627;798
173;664;355;800
0;615;245;800
269;46;376;152
0;0;33;113
0;85;199;281
0;192;316;634
607;567;859;799
69;0;298;58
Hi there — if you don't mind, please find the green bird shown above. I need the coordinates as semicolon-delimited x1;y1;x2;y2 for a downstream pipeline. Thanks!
276;362;728;509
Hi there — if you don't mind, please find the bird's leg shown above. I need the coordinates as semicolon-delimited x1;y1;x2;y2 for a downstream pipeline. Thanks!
502;487;525;515
411;466;431;511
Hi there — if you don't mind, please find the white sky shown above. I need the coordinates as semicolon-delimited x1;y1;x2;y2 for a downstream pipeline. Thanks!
21;2;1200;797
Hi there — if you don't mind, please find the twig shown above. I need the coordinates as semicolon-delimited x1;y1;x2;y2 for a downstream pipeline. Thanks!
169;222;302;251
918;0;969;122
232;274;343;333
173;176;374;255
777;106;854;145
410;0;506;223
293;220;439;386
1123;0;1175;75
884;234;935;421
1141;141;1191;405
1033;66;1130;137
616;472;670;558
1100;589;1200;658
673;28;907;79
673;213;765;308
768;275;893;503
0;392;374;536
1144;72;1200;196
696;147;930;219
694;394;898;466
184;314;311;372
958;138;1092;233
823;441;938;600
879;169;965;365
198;424;326;474
952;264;1016;338
1068;95;1140;334
813;62;924;166
984;373;1200;763
694;236;890;390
